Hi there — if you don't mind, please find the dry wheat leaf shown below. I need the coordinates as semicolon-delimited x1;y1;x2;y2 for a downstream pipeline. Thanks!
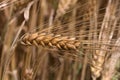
24;1;34;21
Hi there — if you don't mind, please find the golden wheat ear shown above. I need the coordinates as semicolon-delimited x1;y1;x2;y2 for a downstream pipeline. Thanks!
20;32;81;50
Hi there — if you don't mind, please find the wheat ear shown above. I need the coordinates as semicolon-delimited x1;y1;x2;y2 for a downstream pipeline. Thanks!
20;32;81;50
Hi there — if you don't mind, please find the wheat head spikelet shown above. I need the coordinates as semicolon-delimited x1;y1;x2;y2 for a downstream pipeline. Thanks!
20;32;81;50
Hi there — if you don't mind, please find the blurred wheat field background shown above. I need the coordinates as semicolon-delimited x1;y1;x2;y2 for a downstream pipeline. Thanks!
0;0;120;80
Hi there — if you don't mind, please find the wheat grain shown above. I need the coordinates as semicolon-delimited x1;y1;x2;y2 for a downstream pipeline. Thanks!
20;32;81;50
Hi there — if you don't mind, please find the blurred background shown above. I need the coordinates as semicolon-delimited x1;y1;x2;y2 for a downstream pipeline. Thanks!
0;0;120;80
